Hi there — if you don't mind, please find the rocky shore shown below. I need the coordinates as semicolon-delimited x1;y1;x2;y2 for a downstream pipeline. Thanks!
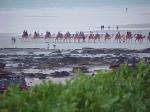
0;48;150;86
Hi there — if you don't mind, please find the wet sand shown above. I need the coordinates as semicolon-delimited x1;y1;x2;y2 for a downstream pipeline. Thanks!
0;29;150;49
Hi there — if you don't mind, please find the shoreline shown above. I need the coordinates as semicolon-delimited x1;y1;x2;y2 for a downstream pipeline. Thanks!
0;29;150;49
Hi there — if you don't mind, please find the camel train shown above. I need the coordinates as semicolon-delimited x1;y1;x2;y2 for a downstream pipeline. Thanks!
22;30;150;43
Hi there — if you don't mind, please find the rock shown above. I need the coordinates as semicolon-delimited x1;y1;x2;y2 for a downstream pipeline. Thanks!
70;50;79;54
142;48;150;53
22;73;36;78
51;49;61;53
62;57;79;65
51;53;63;57
109;59;123;69
38;73;47;79
72;66;89;73
109;64;120;69
0;69;14;79
0;63;5;69
23;73;47;79
51;71;70;78
114;53;120;56
61;71;70;76
39;54;45;57
82;48;104;54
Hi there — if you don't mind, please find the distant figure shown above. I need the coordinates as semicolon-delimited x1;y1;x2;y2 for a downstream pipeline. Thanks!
14;37;16;44
101;25;104;30
103;25;105;30
11;37;14;44
11;37;16;44
101;26;103;30
117;25;119;31
53;44;56;49
108;25;110;30
126;8;128;13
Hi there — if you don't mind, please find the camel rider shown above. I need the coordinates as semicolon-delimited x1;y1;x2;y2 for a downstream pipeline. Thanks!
34;31;37;36
117;32;120;37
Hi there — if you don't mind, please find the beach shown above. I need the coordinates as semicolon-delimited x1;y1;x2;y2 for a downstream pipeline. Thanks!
0;29;150;49
0;4;150;86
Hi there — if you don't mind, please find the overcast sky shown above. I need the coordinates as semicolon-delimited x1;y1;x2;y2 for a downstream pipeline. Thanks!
0;0;150;9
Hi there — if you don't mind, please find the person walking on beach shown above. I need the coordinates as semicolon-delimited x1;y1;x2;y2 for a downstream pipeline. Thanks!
126;8;128;13
108;25;110;30
11;37;14;44
101;26;103;30
11;37;16;45
14;37;16;44
103;25;105;30
117;25;119;31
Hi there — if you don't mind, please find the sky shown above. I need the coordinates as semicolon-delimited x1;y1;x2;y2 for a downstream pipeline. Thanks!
0;0;150;33
0;0;150;9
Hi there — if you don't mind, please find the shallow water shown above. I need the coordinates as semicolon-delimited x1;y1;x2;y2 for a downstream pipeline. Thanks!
0;36;149;49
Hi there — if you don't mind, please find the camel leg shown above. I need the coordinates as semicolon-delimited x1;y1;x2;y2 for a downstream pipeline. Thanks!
83;39;85;43
114;39;116;43
119;39;121;43
138;39;140;43
99;38;101;43
126;38;127;43
98;38;100;42
69;38;70;43
135;39;136;43
104;39;106;43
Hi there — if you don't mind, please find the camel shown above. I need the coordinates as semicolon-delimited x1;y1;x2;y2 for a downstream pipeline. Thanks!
114;32;124;43
125;31;133;43
74;32;85;43
22;30;29;38
63;32;72;42
45;31;51;39
104;33;111;43
88;32;95;42
135;34;145;43
55;32;63;42
147;32;150;42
